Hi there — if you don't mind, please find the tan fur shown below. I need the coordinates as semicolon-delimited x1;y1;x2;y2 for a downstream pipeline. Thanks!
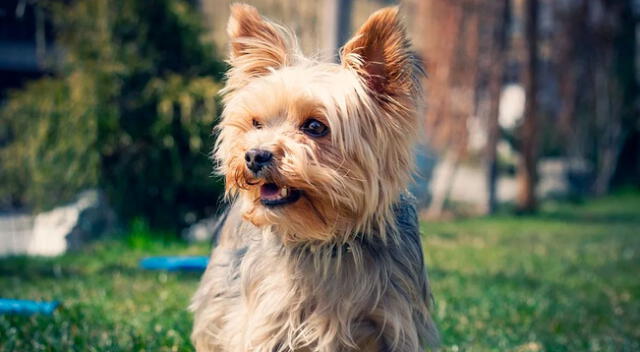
191;4;438;351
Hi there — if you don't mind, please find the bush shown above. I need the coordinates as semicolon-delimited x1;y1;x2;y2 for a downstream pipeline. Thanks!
0;0;227;230
0;78;99;210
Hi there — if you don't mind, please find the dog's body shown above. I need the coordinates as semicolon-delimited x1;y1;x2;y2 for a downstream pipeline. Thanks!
191;4;438;351
191;196;437;351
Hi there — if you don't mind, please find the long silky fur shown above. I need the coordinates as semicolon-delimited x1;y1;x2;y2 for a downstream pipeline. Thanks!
191;4;439;351
190;196;439;351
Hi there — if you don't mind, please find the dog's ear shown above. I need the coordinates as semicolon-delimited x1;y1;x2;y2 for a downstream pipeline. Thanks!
226;4;291;85
341;7;419;99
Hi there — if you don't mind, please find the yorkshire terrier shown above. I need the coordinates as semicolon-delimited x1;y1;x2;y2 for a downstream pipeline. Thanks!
190;4;439;351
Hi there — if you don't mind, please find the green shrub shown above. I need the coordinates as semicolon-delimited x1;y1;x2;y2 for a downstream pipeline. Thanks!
0;0;226;230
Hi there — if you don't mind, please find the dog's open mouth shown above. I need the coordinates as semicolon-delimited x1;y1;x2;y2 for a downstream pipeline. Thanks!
260;183;301;206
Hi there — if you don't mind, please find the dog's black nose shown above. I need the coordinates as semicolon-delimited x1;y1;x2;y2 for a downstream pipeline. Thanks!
245;148;273;174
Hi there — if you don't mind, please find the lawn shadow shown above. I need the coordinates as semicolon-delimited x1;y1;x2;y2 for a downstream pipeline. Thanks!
0;257;203;282
537;211;640;226
0;256;85;280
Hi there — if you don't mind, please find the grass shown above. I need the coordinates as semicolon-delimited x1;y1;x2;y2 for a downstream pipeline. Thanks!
1;192;639;351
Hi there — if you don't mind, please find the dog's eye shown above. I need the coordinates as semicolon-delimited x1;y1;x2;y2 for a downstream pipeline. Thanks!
301;119;328;137
252;119;263;129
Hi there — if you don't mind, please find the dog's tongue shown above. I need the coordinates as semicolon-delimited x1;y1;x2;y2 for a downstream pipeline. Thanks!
260;183;280;198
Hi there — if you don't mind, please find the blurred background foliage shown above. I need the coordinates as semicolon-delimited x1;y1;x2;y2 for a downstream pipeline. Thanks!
0;0;226;230
1;0;639;228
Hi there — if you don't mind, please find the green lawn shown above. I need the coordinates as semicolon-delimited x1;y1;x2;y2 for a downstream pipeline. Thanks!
1;192;639;351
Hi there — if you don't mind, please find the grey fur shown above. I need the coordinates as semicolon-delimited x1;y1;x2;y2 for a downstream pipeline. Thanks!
190;194;439;351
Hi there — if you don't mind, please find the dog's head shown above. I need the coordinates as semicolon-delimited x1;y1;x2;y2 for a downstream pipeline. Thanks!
215;4;422;244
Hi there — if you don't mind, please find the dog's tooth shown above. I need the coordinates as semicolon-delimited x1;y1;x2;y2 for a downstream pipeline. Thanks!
280;187;288;198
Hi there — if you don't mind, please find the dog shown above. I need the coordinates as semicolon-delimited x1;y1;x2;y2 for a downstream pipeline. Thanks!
190;4;439;351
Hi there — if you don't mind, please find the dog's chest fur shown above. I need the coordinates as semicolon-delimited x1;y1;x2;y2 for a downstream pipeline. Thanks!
190;196;437;352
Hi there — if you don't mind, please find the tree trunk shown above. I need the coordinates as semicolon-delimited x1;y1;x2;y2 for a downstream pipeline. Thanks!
593;59;624;196
427;149;461;218
516;0;539;213
322;0;353;62
592;0;637;195
484;0;510;215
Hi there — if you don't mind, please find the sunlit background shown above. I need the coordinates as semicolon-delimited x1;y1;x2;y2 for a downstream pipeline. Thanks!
1;0;639;351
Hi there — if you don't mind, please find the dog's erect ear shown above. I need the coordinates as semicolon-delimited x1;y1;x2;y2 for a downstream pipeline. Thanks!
341;7;418;98
226;4;291;85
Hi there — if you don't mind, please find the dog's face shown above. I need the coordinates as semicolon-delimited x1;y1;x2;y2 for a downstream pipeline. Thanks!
216;4;421;244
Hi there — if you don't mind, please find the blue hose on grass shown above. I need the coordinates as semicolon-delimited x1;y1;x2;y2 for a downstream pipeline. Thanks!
139;256;209;271
0;299;60;315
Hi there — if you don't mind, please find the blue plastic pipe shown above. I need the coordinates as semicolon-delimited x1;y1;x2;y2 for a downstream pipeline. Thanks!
139;256;209;271
0;299;60;315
